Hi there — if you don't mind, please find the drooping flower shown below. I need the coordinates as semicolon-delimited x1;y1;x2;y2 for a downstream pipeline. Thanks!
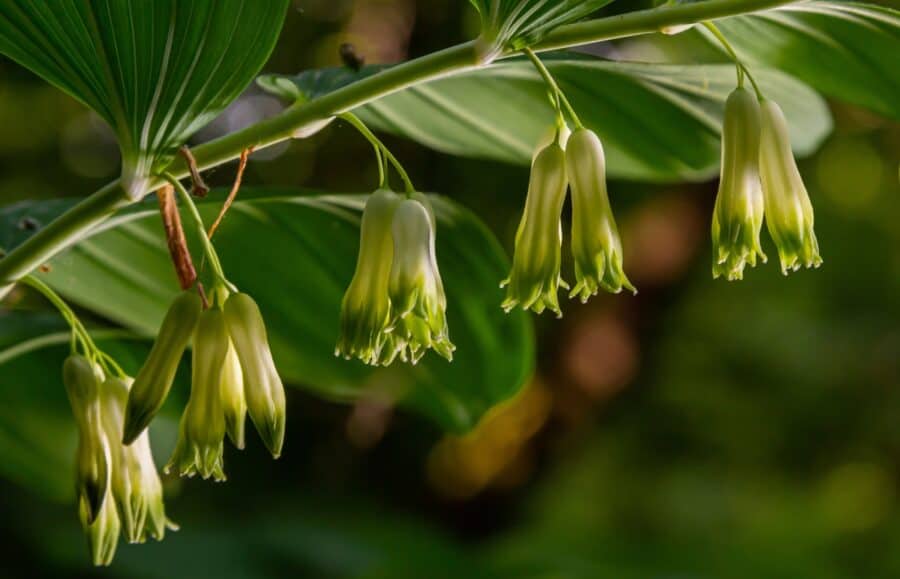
123;291;202;444
387;197;455;364
566;128;635;299
758;99;822;273
711;87;767;280
99;376;175;544
335;189;404;365
502;139;569;316
224;292;287;458
62;355;111;525
166;308;229;481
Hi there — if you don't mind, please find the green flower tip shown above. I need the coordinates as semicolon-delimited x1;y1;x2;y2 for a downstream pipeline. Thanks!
712;87;768;281
166;308;229;482
335;189;404;366
224;292;287;459
503;141;569;317
123;291;202;445
565;128;636;300
388;198;455;364
82;488;120;567
759;99;822;275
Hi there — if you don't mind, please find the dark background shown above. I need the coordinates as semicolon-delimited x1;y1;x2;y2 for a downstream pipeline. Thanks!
0;1;898;577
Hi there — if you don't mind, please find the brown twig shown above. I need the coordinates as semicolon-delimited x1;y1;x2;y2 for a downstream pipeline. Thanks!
178;146;210;198
207;147;254;239
156;185;197;290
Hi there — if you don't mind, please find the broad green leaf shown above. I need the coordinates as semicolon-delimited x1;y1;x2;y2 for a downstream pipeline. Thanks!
0;0;289;195
649;1;900;119
469;0;616;57
2;190;534;434
260;55;831;182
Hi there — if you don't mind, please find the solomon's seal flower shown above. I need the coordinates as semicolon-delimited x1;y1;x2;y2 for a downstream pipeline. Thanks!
220;341;248;450
166;307;229;481
100;376;175;544
123;291;202;444
224;292;287;458
502;141;569;316
387;197;455;364
63;355;111;525
566;128;636;299
712;87;767;280
758;99;822;273
336;188;403;365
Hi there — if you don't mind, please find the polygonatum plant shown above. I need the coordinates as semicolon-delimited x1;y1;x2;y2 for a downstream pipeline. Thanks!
0;0;897;567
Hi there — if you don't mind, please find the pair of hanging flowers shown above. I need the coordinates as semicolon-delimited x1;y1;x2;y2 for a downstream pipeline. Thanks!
335;115;454;366
708;23;822;280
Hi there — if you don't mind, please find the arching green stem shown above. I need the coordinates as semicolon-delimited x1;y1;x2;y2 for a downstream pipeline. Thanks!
0;0;801;298
702;21;764;99
340;112;416;195
523;47;583;129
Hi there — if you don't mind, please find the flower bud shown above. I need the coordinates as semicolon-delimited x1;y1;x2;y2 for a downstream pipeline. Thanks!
502;142;569;316
712;88;767;280
759;99;822;274
166;308;229;481
100;376;175;543
566;128;635;299
123;291;202;444
224;293;287;458
63;355;111;525
82;487;120;566
220;340;247;450
335;189;403;365
388;198;455;364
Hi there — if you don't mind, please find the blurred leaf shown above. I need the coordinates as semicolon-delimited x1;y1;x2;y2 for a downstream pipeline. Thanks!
261;54;831;182
2;190;534;433
469;0;615;54
0;0;289;192
698;1;899;119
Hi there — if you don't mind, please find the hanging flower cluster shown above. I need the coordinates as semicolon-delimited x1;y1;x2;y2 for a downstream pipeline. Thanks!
336;189;454;365
41;165;287;565
503;49;635;318
709;23;821;279
62;353;175;566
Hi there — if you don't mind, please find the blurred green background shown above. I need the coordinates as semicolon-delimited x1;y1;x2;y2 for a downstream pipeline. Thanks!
0;1;898;577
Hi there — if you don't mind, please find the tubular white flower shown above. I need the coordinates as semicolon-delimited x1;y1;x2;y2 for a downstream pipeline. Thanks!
566;128;635;299
759;99;822;274
100;376;174;544
712;87;767;281
336;189;404;365
502;141;569;317
388;197;455;364
166;308;229;481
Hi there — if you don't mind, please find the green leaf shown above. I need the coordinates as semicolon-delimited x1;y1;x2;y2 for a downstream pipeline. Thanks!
2;190;534;434
0;0;289;195
469;0;616;56
664;2;900;119
261;55;831;182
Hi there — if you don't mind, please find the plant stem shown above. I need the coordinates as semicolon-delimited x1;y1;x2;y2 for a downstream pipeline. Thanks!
523;48;583;129
20;274;93;354
340;113;386;189
0;0;800;298
701;22;764;99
